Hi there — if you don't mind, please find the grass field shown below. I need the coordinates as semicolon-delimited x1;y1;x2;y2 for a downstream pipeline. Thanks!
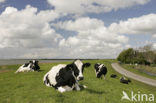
0;60;156;103
121;64;156;80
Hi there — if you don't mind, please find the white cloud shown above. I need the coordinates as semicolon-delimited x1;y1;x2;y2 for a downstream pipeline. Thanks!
56;17;129;58
55;17;104;31
47;0;150;15
0;2;154;59
153;43;156;50
0;0;5;3
109;13;156;36
0;5;62;48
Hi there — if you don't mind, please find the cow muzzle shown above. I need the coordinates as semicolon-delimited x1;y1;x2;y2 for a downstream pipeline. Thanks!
78;76;84;81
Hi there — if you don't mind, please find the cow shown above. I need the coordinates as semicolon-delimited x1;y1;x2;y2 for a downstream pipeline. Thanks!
43;60;91;93
120;76;131;84
94;63;107;79
110;74;117;78
15;60;40;73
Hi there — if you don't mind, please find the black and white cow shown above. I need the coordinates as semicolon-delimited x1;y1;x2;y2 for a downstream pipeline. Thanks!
15;60;40;73
110;74;117;78
120;76;131;84
94;63;107;79
43;60;90;93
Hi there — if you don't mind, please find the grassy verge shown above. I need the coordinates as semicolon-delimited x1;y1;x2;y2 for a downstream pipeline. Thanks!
120;64;156;80
0;60;156;103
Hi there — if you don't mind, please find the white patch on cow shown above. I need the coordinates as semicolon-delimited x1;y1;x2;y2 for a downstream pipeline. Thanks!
63;86;73;91
58;86;74;93
32;60;35;63
58;87;66;93
99;64;104;69
96;64;105;74
44;64;66;86
15;63;33;73
74;60;83;80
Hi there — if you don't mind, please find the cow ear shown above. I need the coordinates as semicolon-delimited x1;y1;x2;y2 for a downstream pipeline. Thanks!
29;61;33;63
83;63;91;68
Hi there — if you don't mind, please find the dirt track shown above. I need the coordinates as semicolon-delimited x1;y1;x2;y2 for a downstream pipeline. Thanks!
111;63;156;87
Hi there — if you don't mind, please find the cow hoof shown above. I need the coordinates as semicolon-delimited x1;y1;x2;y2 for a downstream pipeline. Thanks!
83;85;87;88
76;87;80;91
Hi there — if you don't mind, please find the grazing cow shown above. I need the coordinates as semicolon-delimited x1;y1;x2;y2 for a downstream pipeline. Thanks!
110;74;117;78
15;60;40;73
94;63;107;79
120;76;131;84
43;60;90;93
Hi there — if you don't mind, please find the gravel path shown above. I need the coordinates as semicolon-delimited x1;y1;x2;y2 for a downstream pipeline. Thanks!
111;63;156;87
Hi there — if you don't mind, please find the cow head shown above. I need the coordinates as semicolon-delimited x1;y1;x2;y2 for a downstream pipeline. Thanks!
66;60;91;81
94;63;104;78
29;60;40;71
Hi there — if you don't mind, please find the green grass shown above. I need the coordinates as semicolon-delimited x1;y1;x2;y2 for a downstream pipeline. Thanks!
121;64;156;80
0;60;156;103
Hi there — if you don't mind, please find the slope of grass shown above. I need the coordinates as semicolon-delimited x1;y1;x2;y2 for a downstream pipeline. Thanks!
0;60;156;103
121;64;156;80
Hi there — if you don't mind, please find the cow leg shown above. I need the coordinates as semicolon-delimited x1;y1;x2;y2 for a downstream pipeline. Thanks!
75;82;80;91
104;75;106;80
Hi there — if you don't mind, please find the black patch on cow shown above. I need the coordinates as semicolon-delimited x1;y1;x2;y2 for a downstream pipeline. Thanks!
23;63;29;67
55;64;76;89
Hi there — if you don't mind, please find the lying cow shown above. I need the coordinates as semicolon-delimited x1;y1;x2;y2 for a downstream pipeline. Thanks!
43;60;90;93
94;63;107;79
110;74;117;78
15;60;40;73
120;76;131;84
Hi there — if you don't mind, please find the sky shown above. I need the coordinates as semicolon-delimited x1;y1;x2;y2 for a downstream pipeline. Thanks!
0;0;156;59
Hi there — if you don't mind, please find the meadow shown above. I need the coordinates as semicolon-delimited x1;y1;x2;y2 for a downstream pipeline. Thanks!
0;60;156;103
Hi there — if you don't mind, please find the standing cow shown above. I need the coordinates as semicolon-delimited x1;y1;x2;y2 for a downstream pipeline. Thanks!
43;60;90;93
15;60;40;73
94;63;107;79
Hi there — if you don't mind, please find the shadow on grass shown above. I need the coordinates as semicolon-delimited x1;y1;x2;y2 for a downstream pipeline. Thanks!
85;88;105;94
38;70;45;72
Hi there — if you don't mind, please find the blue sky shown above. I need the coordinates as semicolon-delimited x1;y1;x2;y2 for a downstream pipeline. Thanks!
0;0;156;59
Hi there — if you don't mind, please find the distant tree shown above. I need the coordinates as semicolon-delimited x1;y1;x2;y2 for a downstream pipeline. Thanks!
139;44;153;52
144;51;156;64
117;44;156;65
117;48;135;64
